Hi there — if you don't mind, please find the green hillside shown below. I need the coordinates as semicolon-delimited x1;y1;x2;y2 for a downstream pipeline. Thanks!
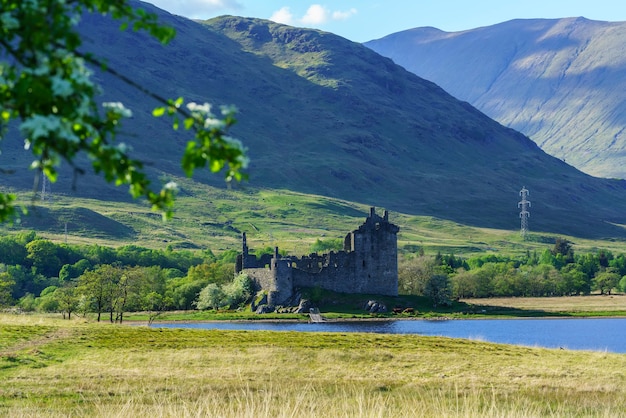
3;5;626;241
4;180;626;260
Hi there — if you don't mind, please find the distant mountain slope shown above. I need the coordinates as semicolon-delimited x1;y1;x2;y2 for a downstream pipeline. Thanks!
3;3;626;239
365;18;626;179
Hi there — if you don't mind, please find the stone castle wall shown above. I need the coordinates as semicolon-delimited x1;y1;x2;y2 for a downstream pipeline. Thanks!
235;207;399;305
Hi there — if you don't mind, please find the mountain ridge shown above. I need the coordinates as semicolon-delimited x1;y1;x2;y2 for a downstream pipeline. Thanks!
2;4;626;239
365;17;626;178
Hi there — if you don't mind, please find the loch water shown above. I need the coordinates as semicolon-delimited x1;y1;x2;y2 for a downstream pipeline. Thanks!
152;317;626;353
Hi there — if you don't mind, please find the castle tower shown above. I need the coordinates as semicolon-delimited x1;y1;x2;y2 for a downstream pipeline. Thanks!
348;207;399;295
235;232;249;274
267;246;294;306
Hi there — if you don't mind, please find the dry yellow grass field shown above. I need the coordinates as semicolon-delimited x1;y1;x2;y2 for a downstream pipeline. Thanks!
1;314;625;417
462;294;626;314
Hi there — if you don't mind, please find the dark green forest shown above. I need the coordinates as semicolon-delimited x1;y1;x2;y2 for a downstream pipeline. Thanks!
1;233;625;317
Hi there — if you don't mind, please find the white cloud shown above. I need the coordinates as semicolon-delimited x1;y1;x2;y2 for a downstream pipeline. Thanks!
332;8;357;21
301;4;329;25
149;0;243;19
269;7;295;25
270;4;357;27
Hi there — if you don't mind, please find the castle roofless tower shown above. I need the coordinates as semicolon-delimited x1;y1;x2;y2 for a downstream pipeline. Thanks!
236;207;399;306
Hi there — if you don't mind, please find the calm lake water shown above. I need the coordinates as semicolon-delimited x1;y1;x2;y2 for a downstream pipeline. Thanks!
153;318;626;353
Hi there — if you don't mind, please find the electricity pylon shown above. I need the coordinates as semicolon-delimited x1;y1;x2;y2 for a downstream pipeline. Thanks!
41;172;50;201
518;187;530;239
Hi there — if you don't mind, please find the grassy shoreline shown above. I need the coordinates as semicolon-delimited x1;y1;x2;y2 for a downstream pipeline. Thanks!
121;294;626;323
1;313;626;417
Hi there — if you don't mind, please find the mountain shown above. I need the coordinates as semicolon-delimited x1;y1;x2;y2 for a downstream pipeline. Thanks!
365;18;626;179
2;2;626;239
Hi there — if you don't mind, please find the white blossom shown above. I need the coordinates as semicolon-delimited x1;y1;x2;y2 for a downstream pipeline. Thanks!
102;102;133;118
203;117;226;130
222;135;243;148
164;181;179;191
187;102;211;114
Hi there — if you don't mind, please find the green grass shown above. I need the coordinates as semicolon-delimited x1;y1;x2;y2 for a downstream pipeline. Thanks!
1;314;625;417
5;179;626;260
119;291;626;323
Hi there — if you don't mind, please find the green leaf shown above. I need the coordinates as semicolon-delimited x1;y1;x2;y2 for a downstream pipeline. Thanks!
184;118;194;130
210;159;223;173
152;107;166;117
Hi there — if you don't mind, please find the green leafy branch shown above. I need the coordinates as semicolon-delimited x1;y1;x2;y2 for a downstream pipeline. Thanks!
0;0;247;221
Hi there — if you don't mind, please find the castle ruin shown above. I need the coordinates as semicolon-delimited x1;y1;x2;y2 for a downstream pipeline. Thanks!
235;207;399;306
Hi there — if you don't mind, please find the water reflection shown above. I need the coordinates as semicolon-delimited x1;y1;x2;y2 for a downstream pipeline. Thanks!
153;317;626;353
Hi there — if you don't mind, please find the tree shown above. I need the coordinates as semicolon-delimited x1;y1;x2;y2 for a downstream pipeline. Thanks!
186;262;232;287
450;268;476;299
26;239;62;277
0;271;15;306
0;236;27;265
54;285;79;319
222;273;253;308
195;273;253;311
609;254;626;277
17;293;37;312
59;259;92;282
552;237;574;263
77;264;121;322
424;273;452;307
8;264;52;299
560;264;589;295
592;270;620;295
143;291;172;325
0;0;247;221
398;255;438;295
37;285;60;313
167;277;207;310
195;283;224;311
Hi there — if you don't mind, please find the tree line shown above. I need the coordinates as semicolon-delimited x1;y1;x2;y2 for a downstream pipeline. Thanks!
0;232;243;320
399;238;626;306
2;232;626;317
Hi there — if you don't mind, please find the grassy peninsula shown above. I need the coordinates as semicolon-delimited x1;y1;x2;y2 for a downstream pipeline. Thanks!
1;314;625;417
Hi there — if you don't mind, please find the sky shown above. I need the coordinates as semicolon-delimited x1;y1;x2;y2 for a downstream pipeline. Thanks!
146;1;626;43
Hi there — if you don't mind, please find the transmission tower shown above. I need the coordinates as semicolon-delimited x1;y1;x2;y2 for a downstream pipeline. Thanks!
41;172;51;201
518;186;530;239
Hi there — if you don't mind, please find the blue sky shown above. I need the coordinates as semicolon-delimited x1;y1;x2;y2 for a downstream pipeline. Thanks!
147;1;626;42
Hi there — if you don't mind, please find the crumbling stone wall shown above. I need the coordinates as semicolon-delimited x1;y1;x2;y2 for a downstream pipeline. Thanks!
235;207;399;306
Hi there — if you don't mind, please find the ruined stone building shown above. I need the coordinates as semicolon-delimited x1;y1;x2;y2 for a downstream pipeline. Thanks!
235;207;399;306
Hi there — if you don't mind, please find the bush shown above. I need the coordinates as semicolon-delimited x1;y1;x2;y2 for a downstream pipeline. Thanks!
195;273;253;310
195;283;224;310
